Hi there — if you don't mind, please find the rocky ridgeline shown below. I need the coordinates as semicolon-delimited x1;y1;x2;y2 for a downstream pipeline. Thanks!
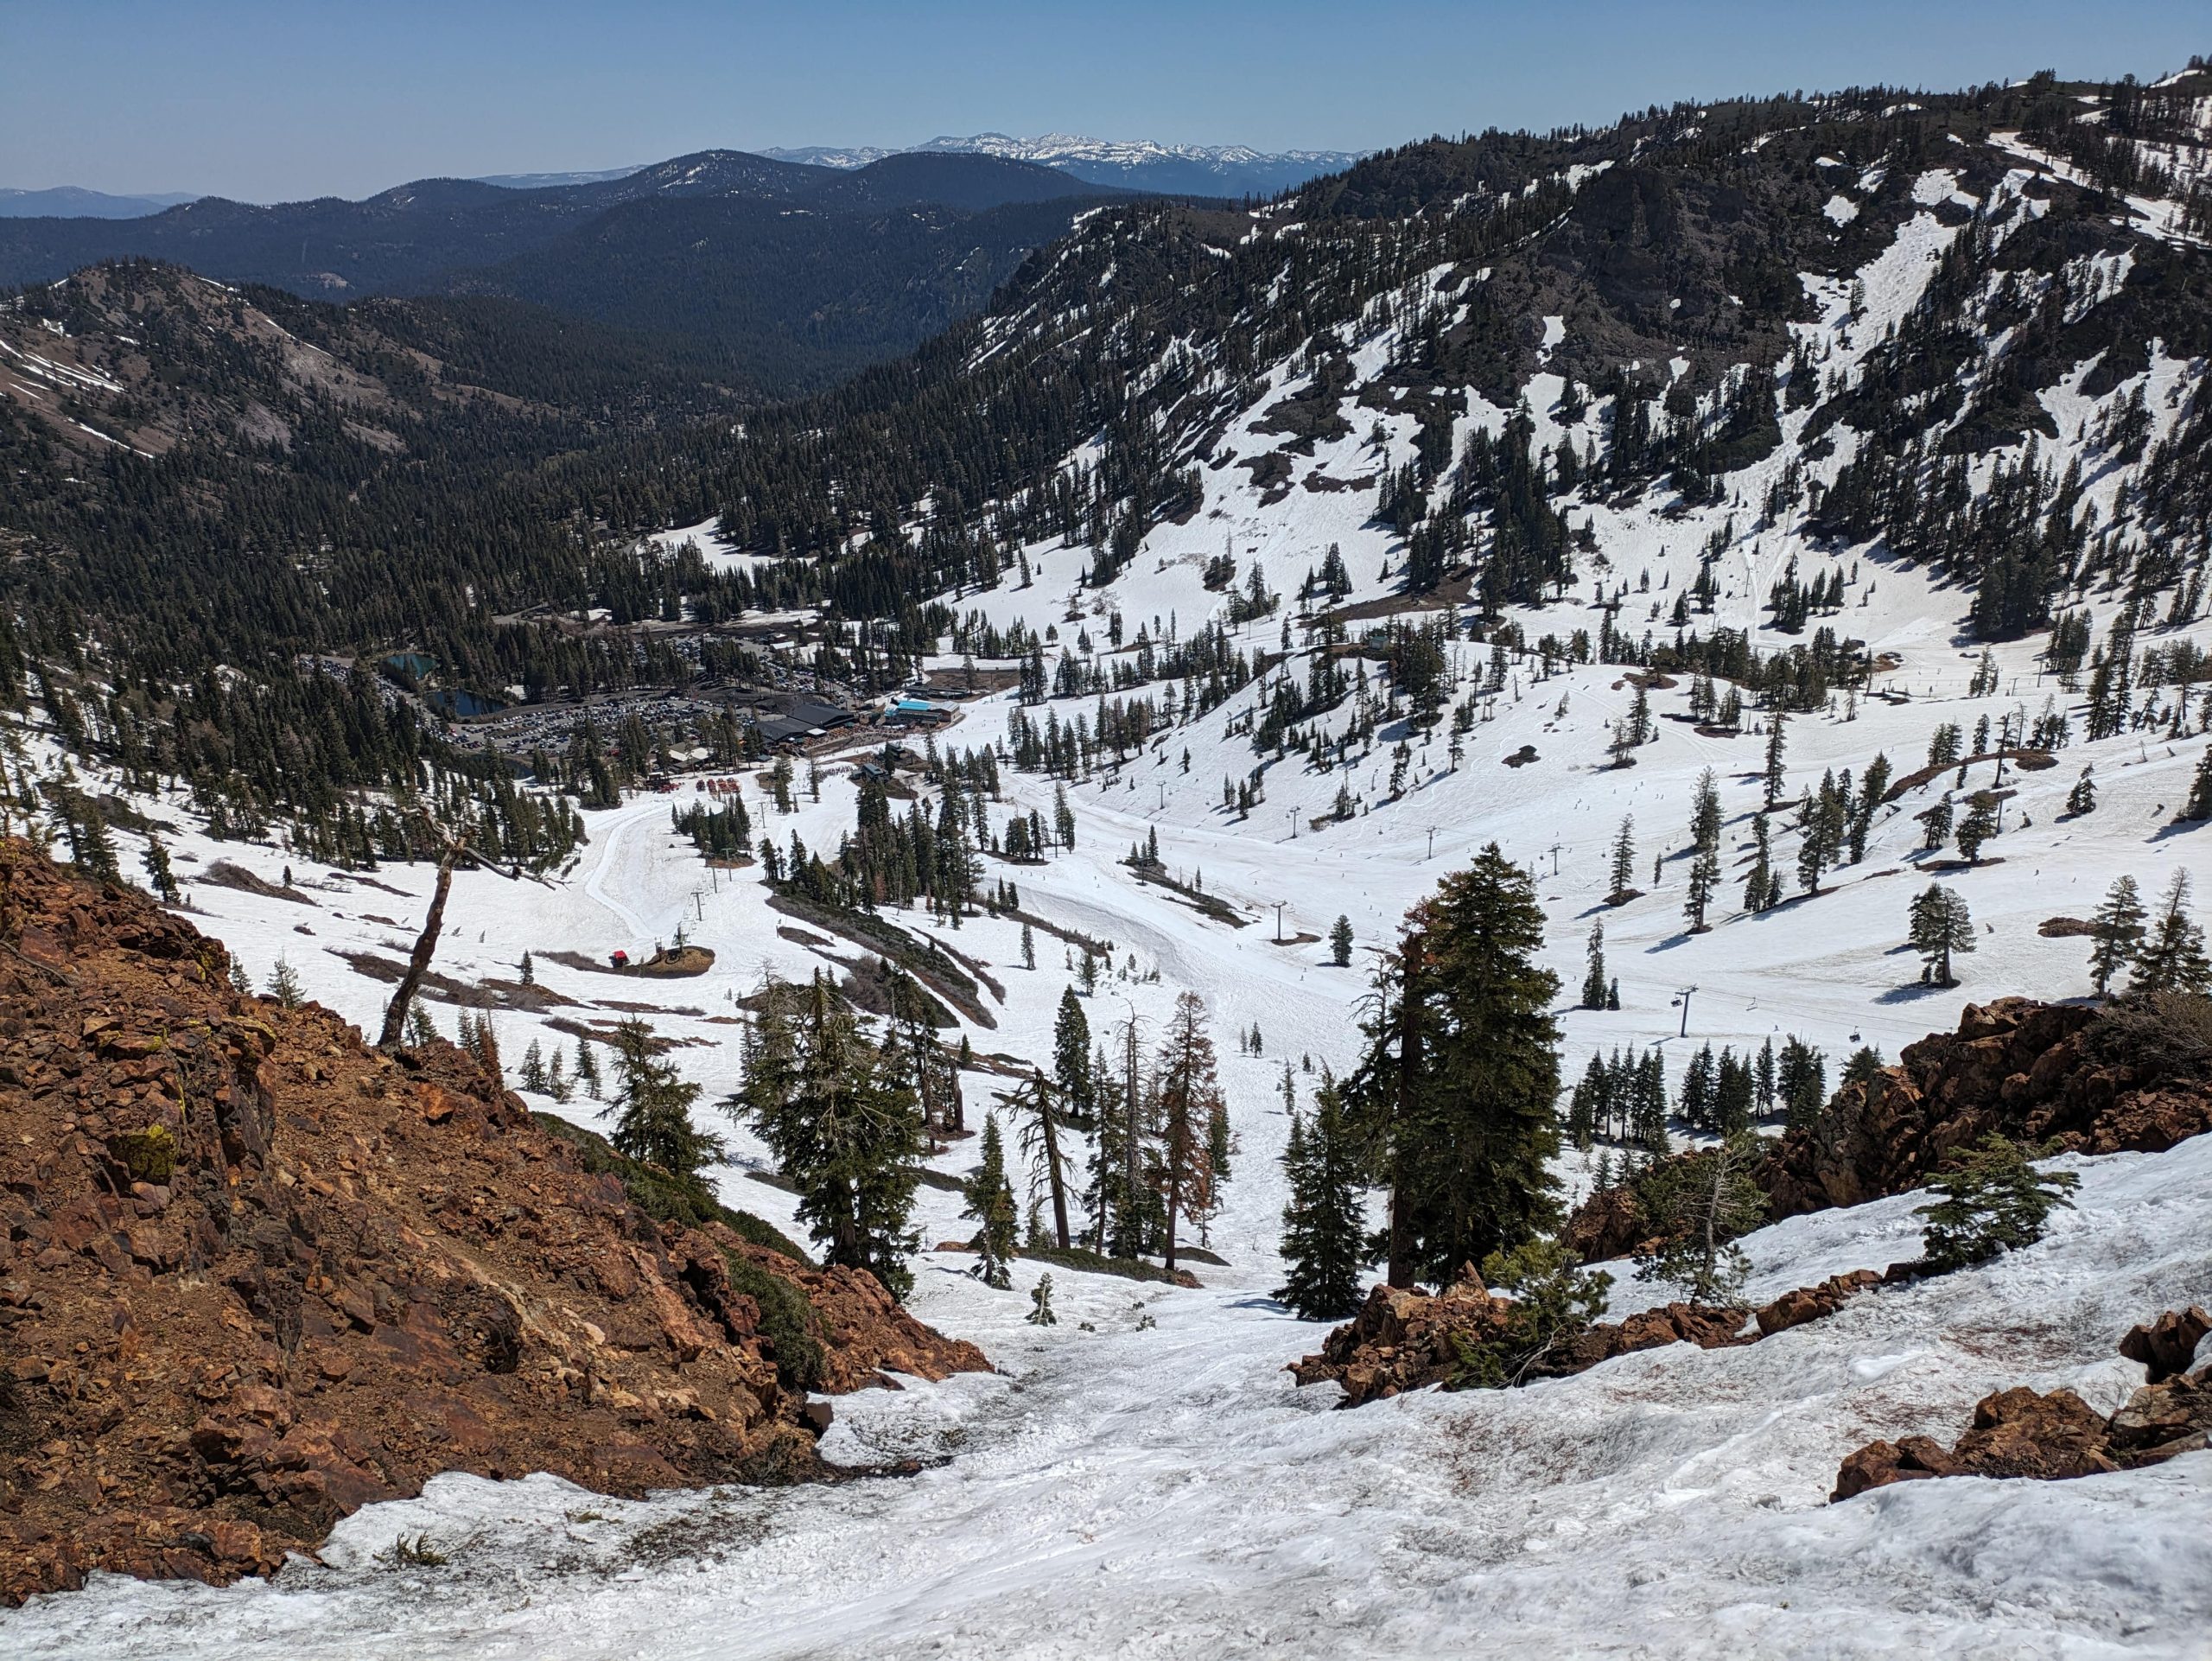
1570;996;2212;1261
1833;1308;2211;1499
0;842;987;1605
1290;1265;1886;1408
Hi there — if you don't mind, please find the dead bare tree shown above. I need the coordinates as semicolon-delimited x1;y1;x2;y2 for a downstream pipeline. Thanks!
376;817;554;1050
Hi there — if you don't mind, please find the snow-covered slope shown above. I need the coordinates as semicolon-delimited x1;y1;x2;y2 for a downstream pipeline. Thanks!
7;71;2212;1659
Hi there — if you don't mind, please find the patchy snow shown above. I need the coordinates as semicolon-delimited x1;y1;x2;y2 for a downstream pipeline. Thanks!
1823;193;1859;226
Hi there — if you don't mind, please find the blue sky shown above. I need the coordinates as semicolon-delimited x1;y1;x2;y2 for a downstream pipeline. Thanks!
5;0;2206;200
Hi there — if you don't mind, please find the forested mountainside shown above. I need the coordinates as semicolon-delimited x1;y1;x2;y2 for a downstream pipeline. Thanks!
0;151;1123;397
1;65;2209;854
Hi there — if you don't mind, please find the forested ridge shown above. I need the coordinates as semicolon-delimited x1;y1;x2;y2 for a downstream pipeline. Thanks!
0;64;2208;857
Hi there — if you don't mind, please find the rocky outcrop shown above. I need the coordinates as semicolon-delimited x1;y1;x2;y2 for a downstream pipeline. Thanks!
1289;1269;1894;1408
0;842;987;1605
2119;1306;2209;1384
1832;1312;2212;1501
1765;997;2212;1219
1567;998;2212;1259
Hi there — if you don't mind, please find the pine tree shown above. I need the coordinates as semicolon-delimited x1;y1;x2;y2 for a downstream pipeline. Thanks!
1763;709;1789;806
1580;920;1608;1009
1683;844;1720;932
2088;875;2147;996
1778;1037;1826;1129
1915;1134;2080;1273
1631;1134;1768;1304
1347;845;1562;1287
1329;914;1354;967
963;1113;1018;1289
1154;991;1224;1272
1052;987;1094;1123
1908;883;1975;987
1606;817;1637;905
575;1036;602;1098
1743;812;1775;913
1916;795;1955;851
734;976;924;1298
1021;923;1036;970
1275;1081;1367;1319
604;1017;724;1177
518;951;535;986
1689;766;1722;856
1955;796;1999;865
2130;871;2212;994
2181;750;2212;822
2066;769;2098;818
141;833;181;904
1008;1069;1076;1251
266;955;304;1009
518;1038;550;1092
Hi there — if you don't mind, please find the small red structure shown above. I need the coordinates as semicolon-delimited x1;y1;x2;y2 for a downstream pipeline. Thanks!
610;950;630;969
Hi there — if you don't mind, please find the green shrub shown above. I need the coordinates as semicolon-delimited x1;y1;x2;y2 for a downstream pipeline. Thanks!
720;1249;826;1391
1916;1134;2080;1273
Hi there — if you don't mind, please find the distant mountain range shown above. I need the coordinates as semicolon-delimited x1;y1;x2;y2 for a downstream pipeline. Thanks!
0;150;1129;397
0;185;202;220
3;134;1358;223
763;133;1363;198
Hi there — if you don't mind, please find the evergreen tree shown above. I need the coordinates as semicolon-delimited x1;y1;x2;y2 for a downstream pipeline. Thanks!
1631;1134;1768;1303
1052;986;1095;1123
1954;796;1999;865
2181;749;2212;822
1347;844;1562;1286
1606;817;1637;905
1027;1274;1058;1325
1909;883;1975;987
1275;1081;1367;1320
1916;795;1955;851
2131;870;2212;994
2066;769;2097;818
1684;843;1720;932
2088;875;2147;996
1743;812;1775;913
575;1036;602;1098
1762;709;1789;806
963;1113;1018;1288
1021;923;1036;970
1580;920;1608;1009
1688;767;1722;856
1154;991;1224;1272
1777;1037;1826;1129
1915;1134;2080;1273
604;1017;724;1177
266;955;304;1009
1329;914;1354;967
734;976;924;1298
140;832;181;904
1007;1070;1077;1251
518;951;535;986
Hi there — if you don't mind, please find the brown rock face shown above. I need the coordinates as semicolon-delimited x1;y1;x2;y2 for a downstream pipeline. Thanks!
1764;997;2212;1220
1567;998;2212;1258
1832;1311;2212;1500
0;843;987;1606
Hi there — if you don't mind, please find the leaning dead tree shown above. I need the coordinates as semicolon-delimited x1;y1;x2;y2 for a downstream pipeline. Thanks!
376;816;554;1050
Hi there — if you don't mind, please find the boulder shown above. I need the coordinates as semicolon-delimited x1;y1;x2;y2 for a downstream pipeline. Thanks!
2118;1306;2210;1384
